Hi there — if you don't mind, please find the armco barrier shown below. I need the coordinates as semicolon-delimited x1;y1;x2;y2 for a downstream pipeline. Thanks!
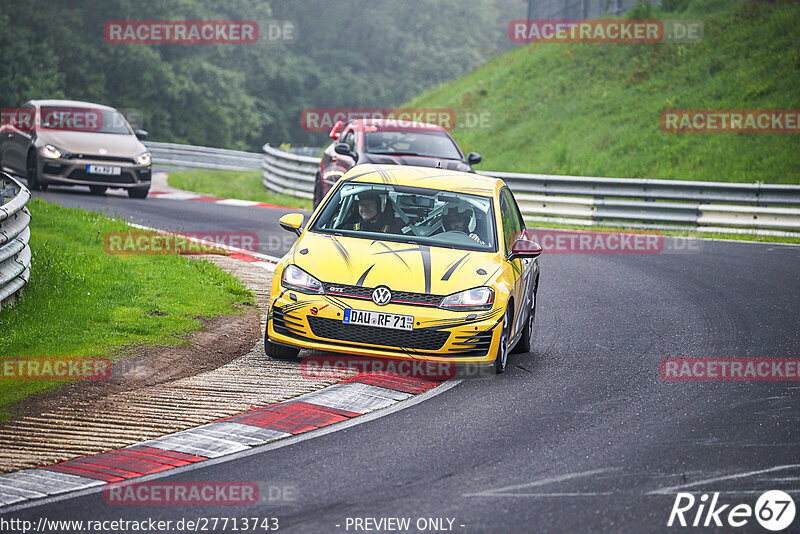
260;144;800;234
0;172;32;309
145;141;263;171
261;143;318;200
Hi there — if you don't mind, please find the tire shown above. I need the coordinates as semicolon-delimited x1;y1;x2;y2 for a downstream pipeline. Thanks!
89;186;107;195
494;305;511;374
264;326;300;361
26;152;43;191
127;186;149;199
512;280;538;355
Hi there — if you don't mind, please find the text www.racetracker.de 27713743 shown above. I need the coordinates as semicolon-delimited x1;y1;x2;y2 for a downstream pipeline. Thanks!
0;516;280;533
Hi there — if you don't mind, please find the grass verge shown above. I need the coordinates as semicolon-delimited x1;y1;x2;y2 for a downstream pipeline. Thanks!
407;0;800;183
168;169;312;210
0;198;254;420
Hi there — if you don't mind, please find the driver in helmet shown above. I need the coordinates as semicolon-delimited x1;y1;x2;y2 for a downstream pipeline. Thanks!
345;190;399;233
442;202;485;245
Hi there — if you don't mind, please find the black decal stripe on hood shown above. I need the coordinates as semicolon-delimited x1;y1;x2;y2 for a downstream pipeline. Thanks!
330;236;352;270
441;253;469;281
420;245;432;294
356;264;375;287
323;295;349;310
372;241;411;270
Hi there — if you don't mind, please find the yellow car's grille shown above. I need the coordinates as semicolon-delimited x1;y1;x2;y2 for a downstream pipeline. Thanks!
308;316;450;351
322;282;443;307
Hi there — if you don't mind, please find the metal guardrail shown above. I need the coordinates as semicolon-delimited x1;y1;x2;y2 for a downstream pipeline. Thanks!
0;172;32;309
145;141;263;171
260;144;800;234
262;143;318;200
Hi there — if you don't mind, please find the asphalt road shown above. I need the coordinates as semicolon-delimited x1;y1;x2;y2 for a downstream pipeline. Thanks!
6;183;800;533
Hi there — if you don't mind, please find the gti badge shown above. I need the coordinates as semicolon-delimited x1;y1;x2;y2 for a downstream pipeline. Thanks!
371;286;392;306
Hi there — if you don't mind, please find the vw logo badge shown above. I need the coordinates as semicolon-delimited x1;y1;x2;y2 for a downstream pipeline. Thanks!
372;286;392;306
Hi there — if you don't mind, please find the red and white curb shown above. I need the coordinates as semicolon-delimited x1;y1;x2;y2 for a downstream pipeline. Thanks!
0;373;444;509
148;190;298;212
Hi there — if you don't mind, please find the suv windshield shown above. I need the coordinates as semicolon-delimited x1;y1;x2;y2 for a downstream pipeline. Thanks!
39;107;133;134
364;130;462;159
310;182;496;252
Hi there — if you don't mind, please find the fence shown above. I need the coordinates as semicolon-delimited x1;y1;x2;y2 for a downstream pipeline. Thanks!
0;172;32;309
260;144;800;235
145;141;263;171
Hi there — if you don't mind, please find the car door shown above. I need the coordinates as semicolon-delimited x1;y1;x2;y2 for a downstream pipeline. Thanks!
499;188;527;338
2;104;36;174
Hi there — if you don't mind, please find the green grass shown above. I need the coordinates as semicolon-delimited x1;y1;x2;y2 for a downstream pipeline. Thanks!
407;0;800;183
168;169;312;210
0;199;254;420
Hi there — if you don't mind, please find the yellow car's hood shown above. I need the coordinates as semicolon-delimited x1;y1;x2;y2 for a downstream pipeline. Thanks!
293;232;500;295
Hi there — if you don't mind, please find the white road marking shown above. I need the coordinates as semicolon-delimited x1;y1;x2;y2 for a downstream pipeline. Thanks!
463;468;618;497
647;464;800;495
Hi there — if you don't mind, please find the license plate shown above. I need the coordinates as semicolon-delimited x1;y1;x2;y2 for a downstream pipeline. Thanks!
86;164;121;175
343;308;414;331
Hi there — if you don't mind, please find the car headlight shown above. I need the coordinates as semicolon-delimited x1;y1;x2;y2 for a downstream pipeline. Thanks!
281;264;324;294
41;144;63;159
135;152;151;166
439;287;495;311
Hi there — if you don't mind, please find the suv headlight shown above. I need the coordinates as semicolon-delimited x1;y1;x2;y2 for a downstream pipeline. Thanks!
135;152;151;166
41;144;63;159
281;265;324;294
439;287;495;311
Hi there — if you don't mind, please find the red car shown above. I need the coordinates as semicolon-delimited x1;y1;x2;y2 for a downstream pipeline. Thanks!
313;118;481;207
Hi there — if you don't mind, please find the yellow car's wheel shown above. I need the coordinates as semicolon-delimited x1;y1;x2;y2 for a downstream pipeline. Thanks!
494;306;511;374
264;326;300;361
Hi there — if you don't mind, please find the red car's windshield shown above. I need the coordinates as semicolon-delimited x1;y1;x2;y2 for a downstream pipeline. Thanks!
365;130;462;160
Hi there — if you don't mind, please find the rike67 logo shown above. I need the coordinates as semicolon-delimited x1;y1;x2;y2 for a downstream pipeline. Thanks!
668;490;796;531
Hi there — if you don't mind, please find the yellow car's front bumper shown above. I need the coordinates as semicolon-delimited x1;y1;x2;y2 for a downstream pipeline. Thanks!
267;291;504;366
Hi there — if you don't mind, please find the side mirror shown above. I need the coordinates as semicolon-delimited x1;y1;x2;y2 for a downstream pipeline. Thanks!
467;152;482;165
279;213;304;236
334;143;352;156
135;130;149;140
329;120;344;139
509;238;542;260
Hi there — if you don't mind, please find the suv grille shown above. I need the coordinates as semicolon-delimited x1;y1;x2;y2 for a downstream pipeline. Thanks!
308;316;449;351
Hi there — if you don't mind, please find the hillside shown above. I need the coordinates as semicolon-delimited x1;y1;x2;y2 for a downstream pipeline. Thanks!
407;0;800;183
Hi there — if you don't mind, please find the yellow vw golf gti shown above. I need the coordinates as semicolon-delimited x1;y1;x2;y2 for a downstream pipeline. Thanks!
265;164;542;374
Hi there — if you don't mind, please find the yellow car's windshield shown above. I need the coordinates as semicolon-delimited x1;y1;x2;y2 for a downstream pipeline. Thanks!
310;183;497;252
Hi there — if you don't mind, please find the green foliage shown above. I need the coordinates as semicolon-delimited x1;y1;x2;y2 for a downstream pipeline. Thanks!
408;0;800;183
0;0;524;149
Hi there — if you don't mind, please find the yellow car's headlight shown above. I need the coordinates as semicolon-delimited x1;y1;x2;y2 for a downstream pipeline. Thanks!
135;152;151;166
281;264;324;294
439;287;495;311
41;144;63;159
